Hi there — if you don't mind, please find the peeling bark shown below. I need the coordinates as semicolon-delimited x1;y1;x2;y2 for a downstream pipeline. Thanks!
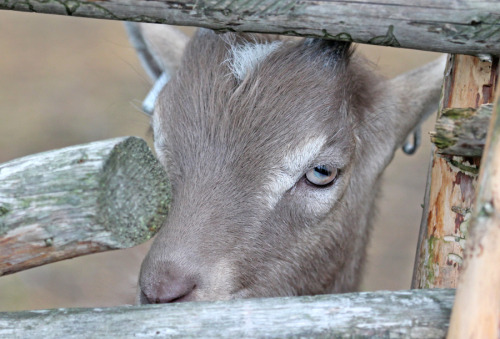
413;55;499;289
447;87;500;339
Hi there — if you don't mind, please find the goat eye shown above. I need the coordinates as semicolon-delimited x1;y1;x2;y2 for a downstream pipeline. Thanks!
305;165;338;187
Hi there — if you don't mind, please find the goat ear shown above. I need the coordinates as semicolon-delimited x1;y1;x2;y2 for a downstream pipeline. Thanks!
125;22;189;81
386;55;447;148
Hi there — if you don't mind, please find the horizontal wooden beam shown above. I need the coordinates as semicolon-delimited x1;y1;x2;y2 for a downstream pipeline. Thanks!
0;289;454;338
0;137;170;276
1;0;499;55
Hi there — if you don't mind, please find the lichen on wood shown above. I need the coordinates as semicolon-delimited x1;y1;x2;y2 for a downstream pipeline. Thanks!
0;137;171;276
431;104;493;156
96;137;170;247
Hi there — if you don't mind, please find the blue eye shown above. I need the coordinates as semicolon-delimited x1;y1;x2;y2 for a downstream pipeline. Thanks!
305;165;338;186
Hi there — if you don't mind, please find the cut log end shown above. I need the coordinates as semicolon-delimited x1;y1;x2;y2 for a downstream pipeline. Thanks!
97;137;171;247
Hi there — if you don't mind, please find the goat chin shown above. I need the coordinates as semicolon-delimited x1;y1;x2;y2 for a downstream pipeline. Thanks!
126;23;445;304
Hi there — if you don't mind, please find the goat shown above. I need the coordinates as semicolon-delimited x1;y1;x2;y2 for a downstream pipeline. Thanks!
126;23;445;304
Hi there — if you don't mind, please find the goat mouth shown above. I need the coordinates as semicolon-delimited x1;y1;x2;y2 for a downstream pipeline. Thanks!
167;288;196;303
138;285;197;304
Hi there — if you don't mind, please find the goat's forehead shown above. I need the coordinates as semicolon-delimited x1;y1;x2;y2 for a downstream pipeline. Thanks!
155;32;354;170
157;102;350;180
161;37;350;125
159;87;350;161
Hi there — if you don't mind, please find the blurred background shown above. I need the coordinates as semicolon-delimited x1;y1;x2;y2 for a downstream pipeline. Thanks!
0;10;439;311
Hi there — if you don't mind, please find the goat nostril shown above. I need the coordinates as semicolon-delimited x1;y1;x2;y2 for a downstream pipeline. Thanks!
144;279;197;304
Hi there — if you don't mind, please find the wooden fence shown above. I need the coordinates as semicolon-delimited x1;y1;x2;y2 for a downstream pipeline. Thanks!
1;1;500;337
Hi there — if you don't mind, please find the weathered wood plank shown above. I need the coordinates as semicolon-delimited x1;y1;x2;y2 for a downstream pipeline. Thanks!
1;0;500;55
0;289;454;338
447;87;500;339
0;137;170;276
430;104;493;157
412;55;499;289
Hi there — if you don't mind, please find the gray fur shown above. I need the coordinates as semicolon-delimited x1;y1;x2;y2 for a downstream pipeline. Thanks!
128;25;445;304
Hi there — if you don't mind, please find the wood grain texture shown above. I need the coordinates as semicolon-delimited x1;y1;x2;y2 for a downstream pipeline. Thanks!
0;137;170;276
1;0;499;55
447;88;500;339
431;104;492;157
0;289;454;338
412;55;498;289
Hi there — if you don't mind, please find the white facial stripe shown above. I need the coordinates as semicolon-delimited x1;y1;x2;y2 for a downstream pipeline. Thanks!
262;172;296;210
229;41;282;81
262;136;327;209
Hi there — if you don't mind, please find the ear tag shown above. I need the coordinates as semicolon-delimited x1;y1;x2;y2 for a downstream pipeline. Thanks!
402;127;422;155
142;72;170;116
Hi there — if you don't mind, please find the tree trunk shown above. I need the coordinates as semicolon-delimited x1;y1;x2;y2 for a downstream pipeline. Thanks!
0;289;454;338
412;55;499;289
1;0;499;55
0;137;170;276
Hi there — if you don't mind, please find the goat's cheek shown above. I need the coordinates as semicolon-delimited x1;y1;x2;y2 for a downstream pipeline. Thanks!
207;258;237;296
306;192;337;216
290;186;338;218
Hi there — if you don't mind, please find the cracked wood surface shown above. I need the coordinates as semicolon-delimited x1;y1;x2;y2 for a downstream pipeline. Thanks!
1;0;499;55
0;289;454;338
0;137;170;276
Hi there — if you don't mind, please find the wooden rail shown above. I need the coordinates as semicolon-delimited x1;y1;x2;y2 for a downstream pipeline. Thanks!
0;289;454;338
1;0;499;55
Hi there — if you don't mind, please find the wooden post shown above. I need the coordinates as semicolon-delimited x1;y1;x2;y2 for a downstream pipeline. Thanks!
412;55;499;289
446;87;500;338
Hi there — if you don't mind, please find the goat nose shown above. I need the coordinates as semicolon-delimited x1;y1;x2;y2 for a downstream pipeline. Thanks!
143;271;197;304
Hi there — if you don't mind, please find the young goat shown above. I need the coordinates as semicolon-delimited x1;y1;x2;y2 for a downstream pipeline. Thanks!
126;23;445;304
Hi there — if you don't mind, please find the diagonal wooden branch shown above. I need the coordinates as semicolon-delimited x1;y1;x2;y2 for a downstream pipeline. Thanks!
1;0;499;55
447;87;500;339
431;103;493;157
0;289;454;338
0;137;171;276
